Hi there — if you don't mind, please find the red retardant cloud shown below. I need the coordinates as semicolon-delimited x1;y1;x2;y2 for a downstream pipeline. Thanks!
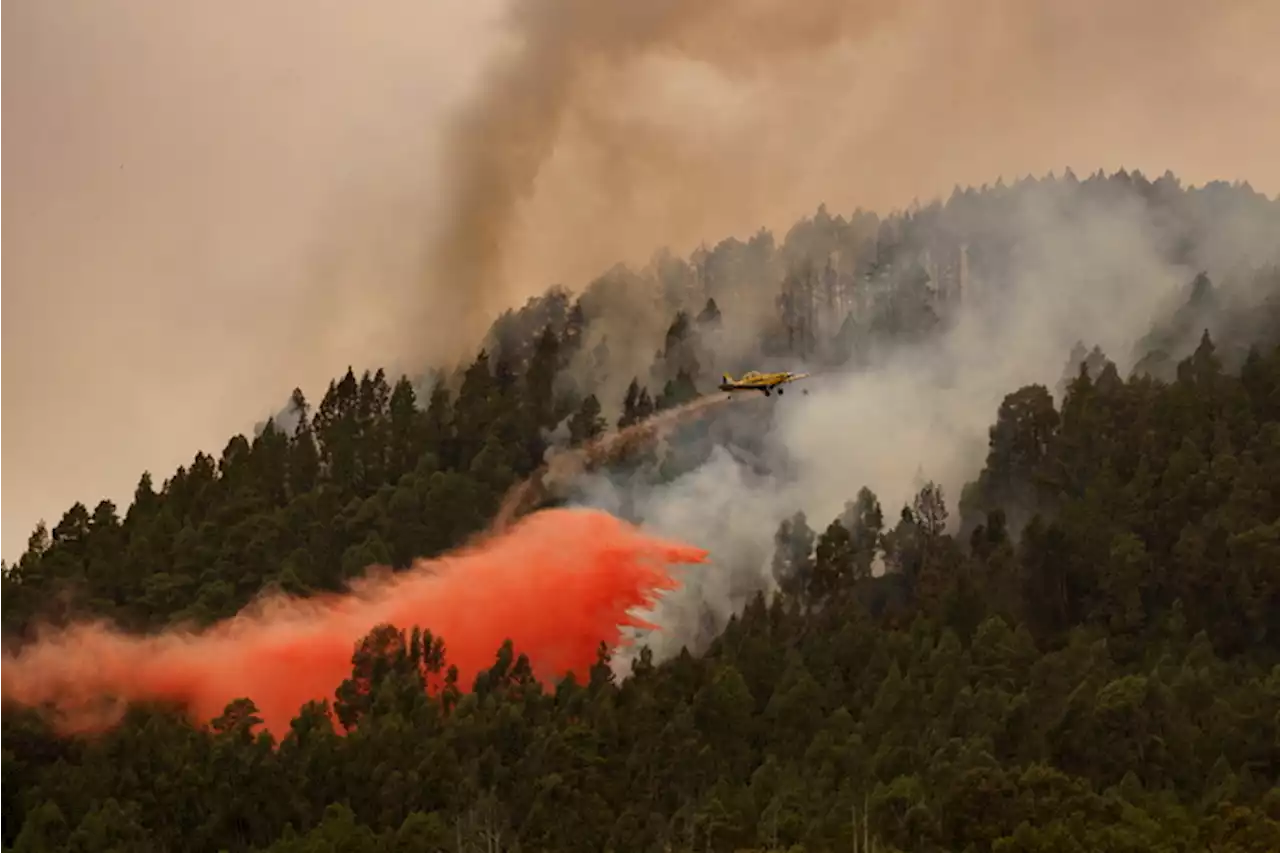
1;507;705;736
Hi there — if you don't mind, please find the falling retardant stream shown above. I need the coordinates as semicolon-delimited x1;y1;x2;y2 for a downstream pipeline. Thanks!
0;508;707;737
0;394;757;737
492;392;739;530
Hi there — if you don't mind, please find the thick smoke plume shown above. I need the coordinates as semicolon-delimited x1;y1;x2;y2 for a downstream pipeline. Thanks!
428;0;901;348
572;179;1280;673
423;0;1280;364
0;508;705;736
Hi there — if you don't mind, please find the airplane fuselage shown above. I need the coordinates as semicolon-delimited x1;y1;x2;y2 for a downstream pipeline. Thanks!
718;370;810;396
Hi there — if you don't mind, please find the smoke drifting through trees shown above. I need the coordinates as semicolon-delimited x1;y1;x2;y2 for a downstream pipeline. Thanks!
546;172;1280;670
421;0;1280;366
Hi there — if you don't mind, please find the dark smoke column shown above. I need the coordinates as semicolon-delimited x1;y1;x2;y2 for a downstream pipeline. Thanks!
418;0;900;368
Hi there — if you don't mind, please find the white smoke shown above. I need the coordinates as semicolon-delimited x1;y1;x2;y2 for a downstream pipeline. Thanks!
592;176;1280;676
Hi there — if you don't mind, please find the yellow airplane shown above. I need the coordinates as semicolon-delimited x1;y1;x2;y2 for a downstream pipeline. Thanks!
718;370;811;397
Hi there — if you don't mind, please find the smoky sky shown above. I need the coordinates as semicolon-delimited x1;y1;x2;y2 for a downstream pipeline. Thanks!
2;0;504;558
4;0;1280;561
429;0;1280;356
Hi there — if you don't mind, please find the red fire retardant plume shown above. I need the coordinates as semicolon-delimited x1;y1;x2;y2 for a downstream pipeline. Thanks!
0;508;706;737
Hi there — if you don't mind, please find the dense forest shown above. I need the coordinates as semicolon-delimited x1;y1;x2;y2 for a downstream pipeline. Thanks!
3;169;1280;852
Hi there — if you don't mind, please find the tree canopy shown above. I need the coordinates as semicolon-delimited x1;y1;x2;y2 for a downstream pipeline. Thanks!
4;170;1280;852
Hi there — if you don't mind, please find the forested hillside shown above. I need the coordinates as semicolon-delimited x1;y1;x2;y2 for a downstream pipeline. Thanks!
3;170;1280;852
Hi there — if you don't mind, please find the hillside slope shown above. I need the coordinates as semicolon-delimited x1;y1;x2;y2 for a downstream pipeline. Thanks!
3;170;1280;852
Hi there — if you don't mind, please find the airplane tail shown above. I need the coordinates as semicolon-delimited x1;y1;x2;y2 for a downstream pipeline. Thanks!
722;373;733;384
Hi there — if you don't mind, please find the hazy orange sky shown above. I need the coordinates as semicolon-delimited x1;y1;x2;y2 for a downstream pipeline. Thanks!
4;0;1279;561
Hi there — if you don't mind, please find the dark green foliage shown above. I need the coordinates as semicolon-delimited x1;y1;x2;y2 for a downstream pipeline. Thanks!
5;172;1280;851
